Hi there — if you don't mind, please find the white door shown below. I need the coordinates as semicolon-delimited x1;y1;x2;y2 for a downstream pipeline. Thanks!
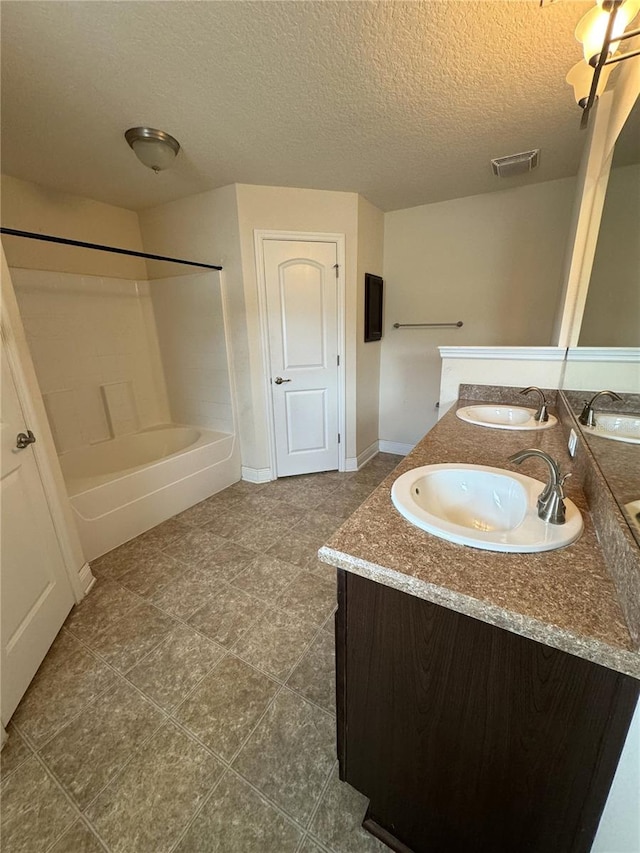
1;338;74;724
263;240;340;477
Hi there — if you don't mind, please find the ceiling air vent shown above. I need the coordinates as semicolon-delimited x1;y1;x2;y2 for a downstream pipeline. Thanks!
491;149;540;178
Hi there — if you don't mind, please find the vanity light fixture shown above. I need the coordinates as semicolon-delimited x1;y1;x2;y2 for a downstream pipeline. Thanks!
124;127;181;173
567;0;640;127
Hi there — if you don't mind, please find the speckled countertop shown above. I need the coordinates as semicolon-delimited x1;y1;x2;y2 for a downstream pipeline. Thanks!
319;401;640;680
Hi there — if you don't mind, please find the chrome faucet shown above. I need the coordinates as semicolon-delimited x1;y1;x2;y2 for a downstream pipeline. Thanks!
508;449;570;525
519;386;549;422
578;390;623;428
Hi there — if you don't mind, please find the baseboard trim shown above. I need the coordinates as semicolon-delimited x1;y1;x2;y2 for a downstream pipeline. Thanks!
378;440;414;456
78;562;96;597
241;466;274;483
344;440;380;472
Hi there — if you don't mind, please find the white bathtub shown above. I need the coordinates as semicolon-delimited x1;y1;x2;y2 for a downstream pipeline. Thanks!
61;425;240;561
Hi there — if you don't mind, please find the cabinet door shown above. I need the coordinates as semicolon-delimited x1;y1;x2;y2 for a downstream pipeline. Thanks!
337;570;639;853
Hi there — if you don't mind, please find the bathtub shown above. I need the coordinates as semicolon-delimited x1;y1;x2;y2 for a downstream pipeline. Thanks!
61;425;240;561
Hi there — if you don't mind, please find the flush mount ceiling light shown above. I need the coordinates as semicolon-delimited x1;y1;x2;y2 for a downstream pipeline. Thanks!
566;0;640;127
124;127;180;173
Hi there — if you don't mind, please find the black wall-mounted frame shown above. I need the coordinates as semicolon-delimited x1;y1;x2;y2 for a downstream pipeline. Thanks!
364;273;383;342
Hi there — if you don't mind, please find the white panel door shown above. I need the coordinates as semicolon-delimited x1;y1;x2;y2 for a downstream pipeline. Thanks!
263;240;339;477
1;338;74;724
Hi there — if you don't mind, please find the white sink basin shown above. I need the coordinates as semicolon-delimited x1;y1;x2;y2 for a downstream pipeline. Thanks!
456;405;557;431
391;463;583;552
583;414;640;445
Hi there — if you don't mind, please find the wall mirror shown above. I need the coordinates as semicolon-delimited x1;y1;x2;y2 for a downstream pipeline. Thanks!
561;93;640;546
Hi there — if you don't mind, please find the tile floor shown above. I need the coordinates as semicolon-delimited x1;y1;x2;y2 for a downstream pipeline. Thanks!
1;454;402;853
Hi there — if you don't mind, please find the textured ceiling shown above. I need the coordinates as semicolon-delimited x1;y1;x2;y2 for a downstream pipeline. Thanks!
0;0;596;212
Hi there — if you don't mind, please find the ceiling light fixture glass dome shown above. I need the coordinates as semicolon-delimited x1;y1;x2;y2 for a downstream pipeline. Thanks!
124;127;180;173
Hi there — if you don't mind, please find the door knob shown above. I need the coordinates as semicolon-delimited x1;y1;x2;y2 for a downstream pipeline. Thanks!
274;377;291;385
16;429;36;449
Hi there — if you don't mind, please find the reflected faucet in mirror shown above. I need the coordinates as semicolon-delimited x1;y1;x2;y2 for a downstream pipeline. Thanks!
578;389;623;428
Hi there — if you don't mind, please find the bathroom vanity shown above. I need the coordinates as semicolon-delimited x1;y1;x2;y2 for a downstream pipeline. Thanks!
320;391;640;853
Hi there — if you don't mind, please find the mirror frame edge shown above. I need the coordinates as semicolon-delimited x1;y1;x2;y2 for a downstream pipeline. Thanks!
553;58;640;348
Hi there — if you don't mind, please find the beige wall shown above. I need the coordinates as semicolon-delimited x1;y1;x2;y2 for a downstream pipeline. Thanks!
141;182;380;471
380;177;577;446
0;174;146;279
356;195;383;455
234;184;361;467
578;163;640;347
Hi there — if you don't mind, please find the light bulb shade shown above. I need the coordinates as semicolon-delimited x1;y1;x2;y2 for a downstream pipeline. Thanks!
575;1;640;65
566;60;614;107
125;127;180;172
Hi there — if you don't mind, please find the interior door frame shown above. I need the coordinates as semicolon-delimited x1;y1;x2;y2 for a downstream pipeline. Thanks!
254;230;347;478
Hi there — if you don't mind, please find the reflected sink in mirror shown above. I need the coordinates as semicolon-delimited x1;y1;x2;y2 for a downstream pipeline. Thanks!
391;464;582;553
456;405;558;431
624;500;640;536
582;414;640;445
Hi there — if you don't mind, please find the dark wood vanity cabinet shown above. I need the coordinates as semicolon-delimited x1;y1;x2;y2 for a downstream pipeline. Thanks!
335;570;639;853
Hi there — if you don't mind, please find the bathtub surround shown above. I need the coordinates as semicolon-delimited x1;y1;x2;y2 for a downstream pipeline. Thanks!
149;272;234;435
1;456;401;853
9;269;170;455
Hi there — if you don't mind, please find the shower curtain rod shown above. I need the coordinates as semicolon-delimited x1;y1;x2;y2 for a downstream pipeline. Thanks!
0;228;223;271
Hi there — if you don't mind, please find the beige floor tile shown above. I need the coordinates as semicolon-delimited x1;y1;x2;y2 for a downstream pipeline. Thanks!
276;572;337;625
49;820;106;853
118;551;185;598
175;491;242;527
314;490;367;519
287;629;336;714
175;771;302;853
149;566;222;620
136;516;192;550
233;689;335;825
232;555;301;602
87;722;222;853
295;511;345;540
40;680;165;809
267;532;326;569
89;538;159;581
233;515;286;552
127;624;225;712
0;725;32;781
225;480;266;497
187;584;265;648
310;764;387;853
64;580;139;645
202;508;254;540
307;559;338;583
0;756;77;853
89;603;175;673
233;608;318;681
233;493;305;523
11;632;114;749
300;837;328;853
162;527;227;569
197;540;257;582
175;656;278;761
